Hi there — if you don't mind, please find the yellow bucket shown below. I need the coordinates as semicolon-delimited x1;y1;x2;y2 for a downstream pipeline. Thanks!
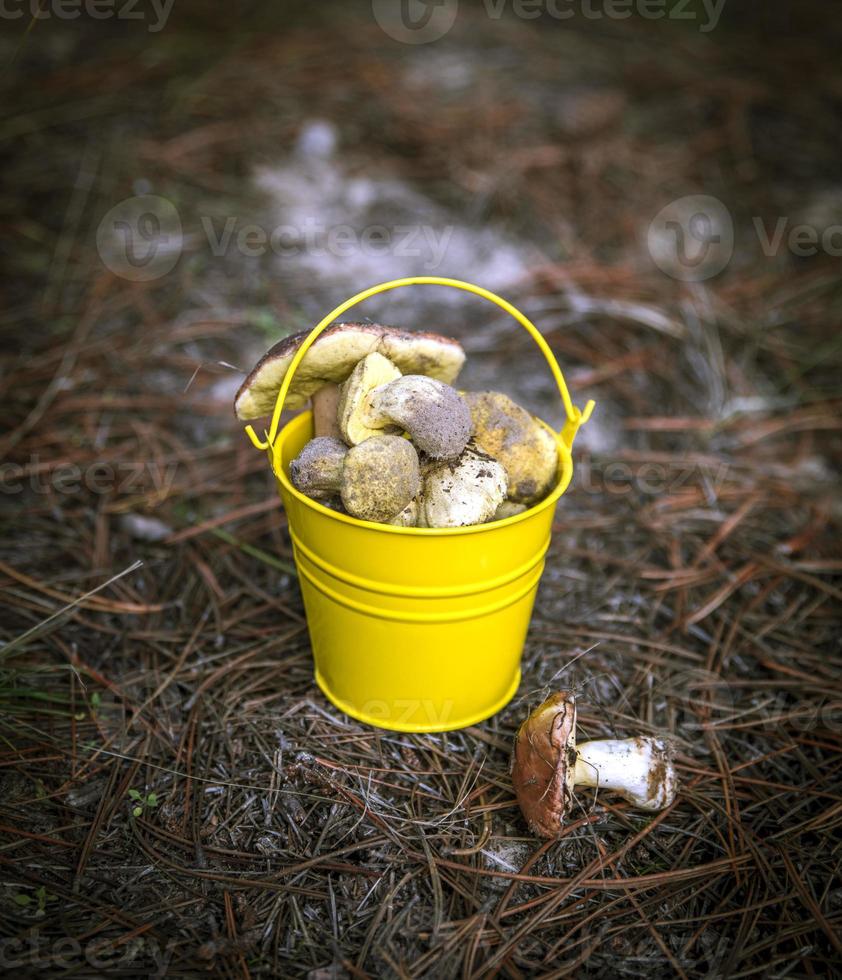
245;277;594;732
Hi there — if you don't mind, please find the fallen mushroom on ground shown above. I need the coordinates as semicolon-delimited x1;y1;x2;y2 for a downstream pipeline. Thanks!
237;323;568;528
511;691;678;838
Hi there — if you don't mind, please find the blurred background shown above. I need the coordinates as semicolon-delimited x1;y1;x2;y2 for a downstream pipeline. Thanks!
1;1;841;976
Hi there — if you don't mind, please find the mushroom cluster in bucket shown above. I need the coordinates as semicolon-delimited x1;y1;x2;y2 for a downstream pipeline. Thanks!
235;292;679;820
235;323;559;527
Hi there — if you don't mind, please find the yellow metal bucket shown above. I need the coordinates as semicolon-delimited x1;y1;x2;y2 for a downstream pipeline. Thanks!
245;277;594;732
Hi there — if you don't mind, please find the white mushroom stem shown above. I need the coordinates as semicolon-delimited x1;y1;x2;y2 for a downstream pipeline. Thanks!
573;737;677;811
311;383;342;439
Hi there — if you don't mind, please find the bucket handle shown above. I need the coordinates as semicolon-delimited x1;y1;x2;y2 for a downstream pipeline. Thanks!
244;276;594;452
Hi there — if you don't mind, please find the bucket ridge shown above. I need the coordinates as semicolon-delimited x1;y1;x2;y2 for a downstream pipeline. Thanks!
289;526;551;599
296;554;546;624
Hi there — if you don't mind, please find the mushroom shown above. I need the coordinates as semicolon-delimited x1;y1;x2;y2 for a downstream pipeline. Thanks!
290;434;420;524
339;352;473;460
419;444;508;528
289;437;347;500
511;691;678;838
464;391;558;505
341;436;421;523
336;352;403;445
493;500;527;521
388;498;419;527
234;323;466;439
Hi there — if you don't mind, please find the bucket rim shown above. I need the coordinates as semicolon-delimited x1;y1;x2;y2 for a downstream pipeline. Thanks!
272;411;573;537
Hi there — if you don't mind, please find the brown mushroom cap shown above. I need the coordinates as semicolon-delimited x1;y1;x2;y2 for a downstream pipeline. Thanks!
511;691;577;838
235;323;466;420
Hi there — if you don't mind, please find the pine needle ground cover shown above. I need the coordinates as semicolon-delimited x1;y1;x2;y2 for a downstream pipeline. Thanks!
1;4;840;976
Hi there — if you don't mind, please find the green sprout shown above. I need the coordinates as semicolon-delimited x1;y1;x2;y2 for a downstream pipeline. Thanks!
12;886;55;917
128;789;159;819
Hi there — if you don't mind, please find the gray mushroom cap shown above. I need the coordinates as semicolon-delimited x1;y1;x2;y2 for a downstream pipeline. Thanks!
369;376;473;461
289;437;347;500
339;353;473;461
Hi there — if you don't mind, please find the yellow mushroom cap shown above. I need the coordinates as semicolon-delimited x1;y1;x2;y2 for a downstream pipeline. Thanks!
340;436;421;524
337;352;403;446
464;391;558;505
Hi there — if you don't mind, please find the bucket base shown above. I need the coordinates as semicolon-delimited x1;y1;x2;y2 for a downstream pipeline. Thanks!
315;667;522;733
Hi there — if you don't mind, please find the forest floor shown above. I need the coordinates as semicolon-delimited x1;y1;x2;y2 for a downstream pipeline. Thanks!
1;2;841;976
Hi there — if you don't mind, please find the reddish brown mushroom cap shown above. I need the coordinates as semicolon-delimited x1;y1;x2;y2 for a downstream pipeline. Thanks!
511;691;578;838
234;322;466;420
513;692;680;836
